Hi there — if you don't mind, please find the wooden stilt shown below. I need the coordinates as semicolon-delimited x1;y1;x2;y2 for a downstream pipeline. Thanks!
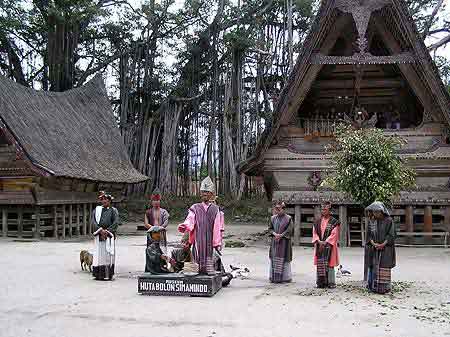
76;204;80;236
34;206;41;240
424;206;433;232
405;205;414;245
53;205;58;238
314;205;321;219
83;204;87;236
88;204;93;234
2;209;7;237
69;204;73;237
444;206;450;233
18;208;23;238
339;205;348;247
294;205;301;246
424;205;433;244
62;205;66;239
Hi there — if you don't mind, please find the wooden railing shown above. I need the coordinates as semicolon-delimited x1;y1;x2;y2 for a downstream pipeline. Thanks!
300;118;338;137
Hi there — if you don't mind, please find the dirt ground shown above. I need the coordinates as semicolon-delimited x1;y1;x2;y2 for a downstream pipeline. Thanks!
0;222;449;337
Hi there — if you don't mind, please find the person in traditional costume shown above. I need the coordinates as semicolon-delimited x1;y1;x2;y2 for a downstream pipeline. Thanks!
170;232;193;273
364;201;396;294
144;189;169;253
268;201;294;283
312;201;340;288
145;226;174;274
178;176;223;275
92;194;120;281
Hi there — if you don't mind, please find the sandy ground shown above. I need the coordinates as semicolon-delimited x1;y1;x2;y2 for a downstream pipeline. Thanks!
0;223;449;337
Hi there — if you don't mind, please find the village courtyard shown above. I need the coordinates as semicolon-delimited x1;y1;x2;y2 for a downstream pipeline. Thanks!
0;222;449;337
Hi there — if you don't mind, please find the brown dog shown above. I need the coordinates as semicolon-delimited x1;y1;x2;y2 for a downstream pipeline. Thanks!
80;250;93;272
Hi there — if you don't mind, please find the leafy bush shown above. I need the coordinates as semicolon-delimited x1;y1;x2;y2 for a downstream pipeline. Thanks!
324;126;416;207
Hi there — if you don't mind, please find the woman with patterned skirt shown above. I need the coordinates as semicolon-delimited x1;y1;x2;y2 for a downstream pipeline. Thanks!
268;201;294;283
312;202;340;288
364;201;396;294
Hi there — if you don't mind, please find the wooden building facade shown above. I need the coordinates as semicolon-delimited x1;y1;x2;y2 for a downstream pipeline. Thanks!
0;75;148;239
240;0;450;247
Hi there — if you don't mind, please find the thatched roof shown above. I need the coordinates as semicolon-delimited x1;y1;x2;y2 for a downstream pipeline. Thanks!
239;0;450;175
0;75;148;184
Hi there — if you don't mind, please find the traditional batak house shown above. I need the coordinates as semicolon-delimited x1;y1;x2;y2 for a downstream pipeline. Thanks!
0;75;148;239
240;0;450;247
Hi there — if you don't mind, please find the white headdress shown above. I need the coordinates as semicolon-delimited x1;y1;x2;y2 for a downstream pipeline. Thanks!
200;176;215;193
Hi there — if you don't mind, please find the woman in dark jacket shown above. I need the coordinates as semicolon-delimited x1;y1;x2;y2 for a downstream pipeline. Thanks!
364;202;396;294
268;201;294;283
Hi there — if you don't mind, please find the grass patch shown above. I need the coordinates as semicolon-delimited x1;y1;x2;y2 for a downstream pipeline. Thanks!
118;196;270;223
225;240;246;248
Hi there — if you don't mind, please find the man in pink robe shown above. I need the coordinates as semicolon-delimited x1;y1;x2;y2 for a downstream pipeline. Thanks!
178;176;223;275
312;202;340;288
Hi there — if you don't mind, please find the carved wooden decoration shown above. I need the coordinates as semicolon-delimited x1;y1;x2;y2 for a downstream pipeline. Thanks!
312;0;416;65
334;0;391;53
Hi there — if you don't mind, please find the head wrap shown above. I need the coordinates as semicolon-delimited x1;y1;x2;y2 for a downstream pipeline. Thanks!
98;191;106;200
150;188;161;201
365;201;390;216
103;194;114;201
200;176;215;193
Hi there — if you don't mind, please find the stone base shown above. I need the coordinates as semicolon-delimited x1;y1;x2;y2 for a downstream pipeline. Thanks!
137;273;222;297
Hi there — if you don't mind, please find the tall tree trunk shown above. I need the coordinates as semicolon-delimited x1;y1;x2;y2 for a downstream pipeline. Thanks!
287;0;294;73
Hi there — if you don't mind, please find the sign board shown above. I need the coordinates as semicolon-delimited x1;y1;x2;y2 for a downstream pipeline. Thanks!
138;273;222;297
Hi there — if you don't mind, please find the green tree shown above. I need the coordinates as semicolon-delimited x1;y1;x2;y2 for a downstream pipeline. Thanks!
324;127;416;208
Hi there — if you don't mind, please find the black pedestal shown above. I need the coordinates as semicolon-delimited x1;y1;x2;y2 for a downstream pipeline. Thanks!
137;273;222;297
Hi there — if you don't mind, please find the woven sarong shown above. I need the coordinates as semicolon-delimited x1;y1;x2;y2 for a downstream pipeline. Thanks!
269;214;291;283
374;267;391;294
316;256;328;288
368;251;392;294
271;257;285;282
92;230;115;281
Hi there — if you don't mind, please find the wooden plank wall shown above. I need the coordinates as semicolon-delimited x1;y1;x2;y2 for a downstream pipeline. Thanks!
0;203;96;239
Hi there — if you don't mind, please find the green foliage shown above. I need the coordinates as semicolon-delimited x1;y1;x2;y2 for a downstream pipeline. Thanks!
324;126;416;208
223;28;255;52
434;55;450;87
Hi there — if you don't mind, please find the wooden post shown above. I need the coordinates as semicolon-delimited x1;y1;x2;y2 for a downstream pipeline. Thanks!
294;205;301;246
18;208;23;238
405;205;414;245
53;205;58;239
424;205;433;244
76;204;80;237
339;205;348;247
69;205;73;238
62;205;66;239
444;206;450;233
314;205;321;219
34;206;41;240
424;206;433;232
83;204;87;236
2;208;7;237
88;203;93;234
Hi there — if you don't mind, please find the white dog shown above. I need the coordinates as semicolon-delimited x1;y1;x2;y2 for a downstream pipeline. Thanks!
230;265;250;279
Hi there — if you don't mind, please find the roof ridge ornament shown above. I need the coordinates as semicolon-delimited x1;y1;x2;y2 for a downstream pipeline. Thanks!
313;0;414;65
334;0;391;53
